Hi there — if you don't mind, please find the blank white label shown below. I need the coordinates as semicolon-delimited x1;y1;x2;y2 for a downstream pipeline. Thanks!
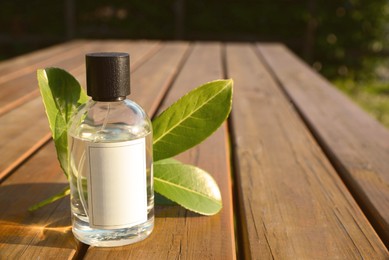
87;138;147;229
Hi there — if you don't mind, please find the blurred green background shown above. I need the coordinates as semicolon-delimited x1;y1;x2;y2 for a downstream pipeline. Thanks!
1;0;389;126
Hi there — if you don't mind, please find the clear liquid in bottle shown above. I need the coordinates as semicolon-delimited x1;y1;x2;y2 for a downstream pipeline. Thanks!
67;52;154;247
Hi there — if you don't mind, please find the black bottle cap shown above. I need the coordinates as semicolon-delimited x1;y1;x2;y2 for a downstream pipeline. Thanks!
86;52;130;101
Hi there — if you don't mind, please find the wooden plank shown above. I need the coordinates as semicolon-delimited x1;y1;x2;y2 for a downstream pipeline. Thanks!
0;41;161;181
258;43;389;247
226;43;388;258
0;41;190;258
129;42;190;116
70;40;162;89
0;98;51;180
0;40;84;74
0;143;77;259
0;40;97;115
0;40;160;117
84;42;236;259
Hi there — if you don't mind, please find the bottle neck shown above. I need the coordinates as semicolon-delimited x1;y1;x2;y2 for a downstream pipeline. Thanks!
91;96;126;102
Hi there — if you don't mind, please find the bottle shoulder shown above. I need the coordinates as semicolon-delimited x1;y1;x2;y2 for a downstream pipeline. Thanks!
68;99;151;142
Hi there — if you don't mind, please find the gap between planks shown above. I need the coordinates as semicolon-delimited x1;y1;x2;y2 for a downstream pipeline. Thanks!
221;42;247;260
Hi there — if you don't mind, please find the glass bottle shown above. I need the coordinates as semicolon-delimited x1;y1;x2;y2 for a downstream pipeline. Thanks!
68;52;154;247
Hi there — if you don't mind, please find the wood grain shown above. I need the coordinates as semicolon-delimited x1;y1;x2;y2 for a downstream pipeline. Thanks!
0;40;84;76
0;40;160;117
0;143;77;259
226;43;388;258
129;41;190;116
0;40;97;116
84;42;236;259
0;98;51;180
2;40;387;259
258;43;389;247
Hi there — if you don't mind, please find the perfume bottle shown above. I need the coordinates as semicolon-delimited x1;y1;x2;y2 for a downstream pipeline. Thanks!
68;52;154;247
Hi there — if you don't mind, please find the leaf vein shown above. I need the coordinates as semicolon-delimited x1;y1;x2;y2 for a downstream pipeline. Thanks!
154;177;221;205
153;82;230;144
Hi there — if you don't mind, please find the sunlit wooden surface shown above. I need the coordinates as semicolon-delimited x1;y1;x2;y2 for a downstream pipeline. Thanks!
0;40;388;259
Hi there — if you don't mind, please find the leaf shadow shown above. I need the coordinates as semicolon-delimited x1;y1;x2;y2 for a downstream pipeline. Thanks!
155;205;203;218
0;183;79;251
154;193;203;218
0;183;200;252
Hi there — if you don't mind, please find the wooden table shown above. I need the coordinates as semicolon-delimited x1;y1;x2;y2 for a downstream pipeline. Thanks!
0;40;388;259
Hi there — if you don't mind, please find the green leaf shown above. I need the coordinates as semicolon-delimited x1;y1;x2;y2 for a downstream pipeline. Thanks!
152;79;233;161
154;159;222;215
37;68;88;178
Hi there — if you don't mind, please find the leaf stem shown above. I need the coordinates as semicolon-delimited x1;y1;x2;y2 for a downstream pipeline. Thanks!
28;186;70;212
